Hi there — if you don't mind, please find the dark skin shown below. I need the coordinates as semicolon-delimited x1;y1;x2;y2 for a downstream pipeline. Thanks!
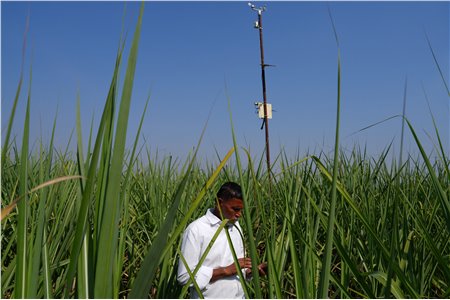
210;197;267;282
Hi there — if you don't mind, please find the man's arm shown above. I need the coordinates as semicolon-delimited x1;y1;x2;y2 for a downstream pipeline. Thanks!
177;227;213;289
210;258;253;282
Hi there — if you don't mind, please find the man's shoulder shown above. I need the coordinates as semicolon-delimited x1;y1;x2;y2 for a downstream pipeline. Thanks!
185;212;209;232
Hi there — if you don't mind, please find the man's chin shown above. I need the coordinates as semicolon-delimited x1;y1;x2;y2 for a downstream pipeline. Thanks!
227;219;237;225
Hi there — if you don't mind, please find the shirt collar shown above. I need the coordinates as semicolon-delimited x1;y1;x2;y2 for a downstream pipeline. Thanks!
205;208;222;226
205;208;241;231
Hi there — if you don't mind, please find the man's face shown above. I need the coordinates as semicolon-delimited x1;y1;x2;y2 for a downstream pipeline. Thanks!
218;198;244;223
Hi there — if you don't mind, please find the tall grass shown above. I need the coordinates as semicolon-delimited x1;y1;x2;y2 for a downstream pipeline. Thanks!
2;3;449;299
2;128;449;299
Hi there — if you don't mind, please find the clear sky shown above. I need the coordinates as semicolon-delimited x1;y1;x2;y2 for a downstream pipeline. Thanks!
2;1;449;165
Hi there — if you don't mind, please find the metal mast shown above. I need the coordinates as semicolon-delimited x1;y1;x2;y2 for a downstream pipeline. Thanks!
249;2;272;185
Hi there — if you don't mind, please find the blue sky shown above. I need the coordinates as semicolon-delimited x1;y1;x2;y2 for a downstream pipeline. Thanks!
2;1;449;164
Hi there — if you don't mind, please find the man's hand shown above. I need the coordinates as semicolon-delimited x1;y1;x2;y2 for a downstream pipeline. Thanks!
211;257;252;282
224;258;252;276
245;261;268;277
257;262;268;276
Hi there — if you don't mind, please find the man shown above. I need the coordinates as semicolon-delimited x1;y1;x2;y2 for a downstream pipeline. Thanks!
177;182;266;299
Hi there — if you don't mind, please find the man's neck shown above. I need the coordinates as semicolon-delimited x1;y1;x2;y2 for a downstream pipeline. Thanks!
212;207;222;220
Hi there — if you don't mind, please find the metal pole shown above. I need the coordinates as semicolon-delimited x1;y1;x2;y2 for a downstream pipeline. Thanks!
256;9;272;186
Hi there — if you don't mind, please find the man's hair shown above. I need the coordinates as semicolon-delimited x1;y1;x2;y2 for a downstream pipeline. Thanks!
217;182;242;201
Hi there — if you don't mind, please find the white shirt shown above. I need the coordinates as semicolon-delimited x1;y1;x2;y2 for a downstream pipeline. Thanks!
177;209;246;299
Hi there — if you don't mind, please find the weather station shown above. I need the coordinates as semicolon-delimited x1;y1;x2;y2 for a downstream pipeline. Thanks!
248;2;275;186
